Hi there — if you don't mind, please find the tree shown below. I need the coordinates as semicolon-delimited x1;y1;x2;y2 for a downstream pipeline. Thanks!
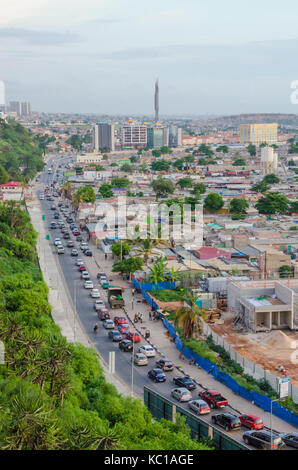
152;149;161;158
256;192;289;215
260;142;268;148
252;181;270;194
233;158;246;166
174;293;201;358
151;177;175;199
229;198;249;214
247;144;256;156
111;241;131;259
98;183;113;199
263;173;280;185
289;200;298;213
151;160;170;172
204;193;224;212
192;183;206;196
216;145;229;153
0;164;9;184
135;238;159;263
177;177;193;189
129;155;139;163
112;257;143;277
279;265;293;278
111;177;130;188
148;258;168;285
66;135;83;151
160;146;172;155
120;163;133;173
60;181;73;200
72;186;96;206
288;159;296;167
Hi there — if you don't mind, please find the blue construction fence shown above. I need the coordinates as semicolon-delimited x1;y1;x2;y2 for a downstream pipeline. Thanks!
132;278;176;311
163;319;298;429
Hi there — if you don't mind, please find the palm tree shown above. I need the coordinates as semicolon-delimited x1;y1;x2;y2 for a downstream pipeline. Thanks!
60;181;73;200
148;257;168;286
135;237;159;262
174;305;199;358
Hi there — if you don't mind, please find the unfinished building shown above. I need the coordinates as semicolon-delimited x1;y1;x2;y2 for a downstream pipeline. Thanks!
228;279;298;333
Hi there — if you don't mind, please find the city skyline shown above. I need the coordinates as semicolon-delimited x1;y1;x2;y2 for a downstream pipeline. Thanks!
1;1;298;115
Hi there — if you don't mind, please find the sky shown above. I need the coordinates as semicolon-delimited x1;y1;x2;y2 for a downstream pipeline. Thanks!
0;0;298;115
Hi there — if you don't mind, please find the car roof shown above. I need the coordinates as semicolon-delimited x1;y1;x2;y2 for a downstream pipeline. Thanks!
174;387;190;393
241;414;262;420
192;399;208;405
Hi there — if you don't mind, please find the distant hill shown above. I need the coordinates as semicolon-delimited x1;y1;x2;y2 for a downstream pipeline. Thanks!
0;119;44;183
207;113;298;127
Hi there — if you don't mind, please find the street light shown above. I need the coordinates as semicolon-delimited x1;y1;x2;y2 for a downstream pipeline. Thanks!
131;338;135;397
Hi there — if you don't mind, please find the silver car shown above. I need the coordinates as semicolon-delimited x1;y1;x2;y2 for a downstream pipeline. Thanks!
188;399;210;415
171;387;192;402
81;271;90;280
103;319;115;329
133;353;148;366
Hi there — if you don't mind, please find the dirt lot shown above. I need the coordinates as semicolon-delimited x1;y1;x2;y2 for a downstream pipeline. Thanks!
211;318;298;386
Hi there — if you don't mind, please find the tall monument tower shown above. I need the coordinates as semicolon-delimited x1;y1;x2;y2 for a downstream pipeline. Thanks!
154;78;159;123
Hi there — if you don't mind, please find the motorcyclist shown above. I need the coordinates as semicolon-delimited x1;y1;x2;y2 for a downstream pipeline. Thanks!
93;324;99;333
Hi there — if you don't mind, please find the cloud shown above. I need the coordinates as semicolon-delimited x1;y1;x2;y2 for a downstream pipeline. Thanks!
0;27;78;45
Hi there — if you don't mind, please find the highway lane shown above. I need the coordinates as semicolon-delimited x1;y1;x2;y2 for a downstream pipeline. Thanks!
36;157;295;450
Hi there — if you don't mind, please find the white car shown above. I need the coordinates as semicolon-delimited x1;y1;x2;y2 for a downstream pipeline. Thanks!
39;194;44;200
171;387;192;403
80;242;88;250
103;319;115;329
81;271;90;280
139;345;156;358
54;238;61;246
94;299;105;309
91;288;100;298
76;258;84;266
84;280;94;289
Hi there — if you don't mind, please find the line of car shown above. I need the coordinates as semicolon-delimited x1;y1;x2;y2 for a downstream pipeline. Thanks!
41;166;298;451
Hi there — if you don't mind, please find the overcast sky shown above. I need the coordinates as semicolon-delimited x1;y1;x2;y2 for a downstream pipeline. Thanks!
1;0;298;115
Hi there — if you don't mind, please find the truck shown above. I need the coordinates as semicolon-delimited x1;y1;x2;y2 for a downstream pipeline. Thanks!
108;287;124;309
198;390;228;409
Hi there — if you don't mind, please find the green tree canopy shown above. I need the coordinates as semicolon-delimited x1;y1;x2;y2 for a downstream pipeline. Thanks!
233;158;246;166
151;177;175;199
204;193;224;212
263;173;280;185
247;144;256;156
66;134;83;150
192;183;206;195
111;241;131;259
111;177;130;188
112;257;143;276
151;159;170;172
229;198;249;214
98;183;114;199
177;177;193;189
256;192;289;215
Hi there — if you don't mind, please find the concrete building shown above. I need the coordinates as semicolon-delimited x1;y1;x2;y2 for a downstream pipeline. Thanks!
240;123;278;146
76;153;103;164
147;127;169;148
122;124;147;149
93;123;115;152
9;101;22;117
228;279;298;332
21;102;31;116
169;126;182;147
154;78;159;123
261;146;278;175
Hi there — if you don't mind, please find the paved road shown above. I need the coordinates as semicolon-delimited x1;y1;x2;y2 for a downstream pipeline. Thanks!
35;155;297;450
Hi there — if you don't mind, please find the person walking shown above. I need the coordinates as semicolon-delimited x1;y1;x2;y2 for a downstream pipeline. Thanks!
149;310;152;321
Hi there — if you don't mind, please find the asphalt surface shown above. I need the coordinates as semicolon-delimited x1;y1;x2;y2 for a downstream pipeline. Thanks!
35;155;296;451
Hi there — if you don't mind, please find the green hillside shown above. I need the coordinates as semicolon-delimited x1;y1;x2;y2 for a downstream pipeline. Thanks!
0;119;44;183
0;202;211;451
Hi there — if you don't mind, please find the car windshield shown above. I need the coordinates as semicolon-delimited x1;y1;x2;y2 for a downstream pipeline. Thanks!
255;419;263;424
184;379;193;384
213;394;223;401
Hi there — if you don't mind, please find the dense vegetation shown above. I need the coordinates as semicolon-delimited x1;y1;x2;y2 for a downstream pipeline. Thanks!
0;202;210;450
0;119;44;182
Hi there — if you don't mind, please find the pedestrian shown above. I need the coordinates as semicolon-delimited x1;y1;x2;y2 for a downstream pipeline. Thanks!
134;313;138;323
132;288;135;297
138;312;142;323
149;310;152;321
105;253;107;260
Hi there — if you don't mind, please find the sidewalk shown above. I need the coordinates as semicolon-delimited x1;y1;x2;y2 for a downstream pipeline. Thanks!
88;242;297;432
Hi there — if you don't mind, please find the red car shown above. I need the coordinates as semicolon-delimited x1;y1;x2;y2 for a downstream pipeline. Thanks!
78;265;87;272
198;390;228;409
73;230;80;236
114;316;128;326
126;332;141;343
239;414;264;430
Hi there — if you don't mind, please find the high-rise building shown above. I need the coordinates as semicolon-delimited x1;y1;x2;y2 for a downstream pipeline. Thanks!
240;123;278;146
169;126;182;147
93;123;115;151
122;124;147;149
147;127;169;148
9;101;22;117
261;146;278;176
154;78;159;123
21;102;31;116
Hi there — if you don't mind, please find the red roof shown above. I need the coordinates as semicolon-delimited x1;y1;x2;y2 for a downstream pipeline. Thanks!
0;181;22;188
196;247;230;260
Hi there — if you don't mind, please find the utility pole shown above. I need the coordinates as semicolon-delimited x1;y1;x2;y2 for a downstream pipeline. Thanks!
74;280;77;342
